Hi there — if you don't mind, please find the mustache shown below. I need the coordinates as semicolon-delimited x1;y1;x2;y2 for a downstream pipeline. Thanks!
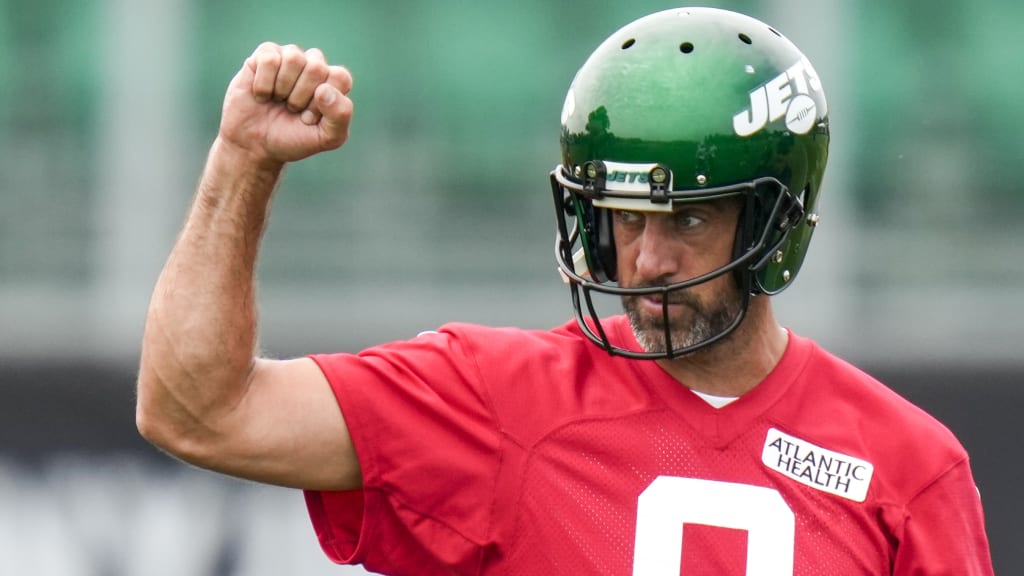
621;287;701;307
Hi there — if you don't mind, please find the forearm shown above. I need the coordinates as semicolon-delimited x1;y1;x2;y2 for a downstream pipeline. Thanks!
137;138;283;453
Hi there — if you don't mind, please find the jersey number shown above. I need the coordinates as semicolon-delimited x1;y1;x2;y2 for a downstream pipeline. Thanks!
632;476;794;576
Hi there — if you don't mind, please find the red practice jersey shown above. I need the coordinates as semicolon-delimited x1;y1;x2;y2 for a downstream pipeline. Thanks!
305;316;993;575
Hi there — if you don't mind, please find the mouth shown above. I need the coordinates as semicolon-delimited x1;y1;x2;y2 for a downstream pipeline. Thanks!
636;294;687;315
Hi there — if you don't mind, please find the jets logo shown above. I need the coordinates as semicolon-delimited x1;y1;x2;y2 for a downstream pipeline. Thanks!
733;56;825;137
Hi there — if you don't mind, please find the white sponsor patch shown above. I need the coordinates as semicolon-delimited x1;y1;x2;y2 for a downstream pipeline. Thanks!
761;428;874;502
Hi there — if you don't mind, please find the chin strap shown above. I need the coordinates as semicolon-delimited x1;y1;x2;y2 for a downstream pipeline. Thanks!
558;248;591;284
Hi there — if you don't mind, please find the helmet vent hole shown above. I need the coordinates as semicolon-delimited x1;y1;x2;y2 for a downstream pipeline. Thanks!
621;38;636;50
679;42;694;54
738;33;752;45
768;27;782;37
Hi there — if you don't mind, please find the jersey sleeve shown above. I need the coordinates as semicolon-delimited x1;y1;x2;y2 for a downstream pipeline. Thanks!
303;325;502;575
888;457;994;575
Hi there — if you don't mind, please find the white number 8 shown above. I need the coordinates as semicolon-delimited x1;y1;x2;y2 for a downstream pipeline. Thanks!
633;476;795;576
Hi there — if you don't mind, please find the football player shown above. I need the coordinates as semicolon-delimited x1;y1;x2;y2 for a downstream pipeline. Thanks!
137;7;993;574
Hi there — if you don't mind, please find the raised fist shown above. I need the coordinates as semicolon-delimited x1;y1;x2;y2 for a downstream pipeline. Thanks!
218;42;354;167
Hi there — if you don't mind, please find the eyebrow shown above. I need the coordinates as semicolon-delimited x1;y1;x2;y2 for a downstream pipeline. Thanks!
670;196;741;213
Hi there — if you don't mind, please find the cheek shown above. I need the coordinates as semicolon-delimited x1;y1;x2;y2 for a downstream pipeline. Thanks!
613;249;637;285
611;228;638;271
692;248;733;277
691;227;740;273
704;269;739;294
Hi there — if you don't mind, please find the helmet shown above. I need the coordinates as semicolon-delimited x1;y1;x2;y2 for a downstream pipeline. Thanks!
551;7;830;359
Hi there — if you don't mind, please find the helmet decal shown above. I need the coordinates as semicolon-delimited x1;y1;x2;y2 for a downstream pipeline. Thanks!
785;94;818;135
592;161;675;213
734;56;825;137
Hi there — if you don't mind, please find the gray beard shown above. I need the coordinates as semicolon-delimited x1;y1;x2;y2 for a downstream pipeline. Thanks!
622;287;741;355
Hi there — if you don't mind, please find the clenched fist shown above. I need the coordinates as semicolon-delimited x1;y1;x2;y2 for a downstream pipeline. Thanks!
218;42;354;168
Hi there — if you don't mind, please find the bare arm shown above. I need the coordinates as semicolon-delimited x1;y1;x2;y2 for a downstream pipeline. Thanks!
136;43;360;491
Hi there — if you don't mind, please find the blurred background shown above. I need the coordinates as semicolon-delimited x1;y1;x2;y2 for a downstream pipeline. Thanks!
1;0;1020;574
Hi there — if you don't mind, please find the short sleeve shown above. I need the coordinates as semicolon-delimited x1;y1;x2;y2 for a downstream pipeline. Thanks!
890;458;994;575
303;326;502;574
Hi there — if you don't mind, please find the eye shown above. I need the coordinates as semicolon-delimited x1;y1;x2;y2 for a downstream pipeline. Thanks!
614;209;644;225
674;211;706;229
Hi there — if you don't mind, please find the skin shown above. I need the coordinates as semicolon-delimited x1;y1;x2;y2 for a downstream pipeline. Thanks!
136;43;788;494
136;43;360;491
612;204;789;398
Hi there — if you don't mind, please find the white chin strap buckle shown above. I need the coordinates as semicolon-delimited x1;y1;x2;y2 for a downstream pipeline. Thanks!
559;248;591;284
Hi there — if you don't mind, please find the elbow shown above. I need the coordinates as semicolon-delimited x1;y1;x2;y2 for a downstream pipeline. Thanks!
135;391;164;447
134;369;239;471
135;372;206;462
135;375;177;453
135;393;212;466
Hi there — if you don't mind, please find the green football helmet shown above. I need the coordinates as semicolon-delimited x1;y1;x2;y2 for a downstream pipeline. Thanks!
551;7;830;359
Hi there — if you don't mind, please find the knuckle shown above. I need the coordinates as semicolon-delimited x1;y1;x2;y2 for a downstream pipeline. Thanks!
329;66;354;94
303;59;329;81
280;54;303;70
256;49;281;67
280;44;305;65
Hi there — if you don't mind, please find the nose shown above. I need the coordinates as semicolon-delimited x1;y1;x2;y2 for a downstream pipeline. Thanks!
633;214;681;283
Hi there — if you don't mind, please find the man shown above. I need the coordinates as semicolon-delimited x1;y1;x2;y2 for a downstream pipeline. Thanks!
136;7;993;575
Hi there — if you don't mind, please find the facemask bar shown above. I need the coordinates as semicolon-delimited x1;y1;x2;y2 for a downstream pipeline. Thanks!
550;165;802;359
